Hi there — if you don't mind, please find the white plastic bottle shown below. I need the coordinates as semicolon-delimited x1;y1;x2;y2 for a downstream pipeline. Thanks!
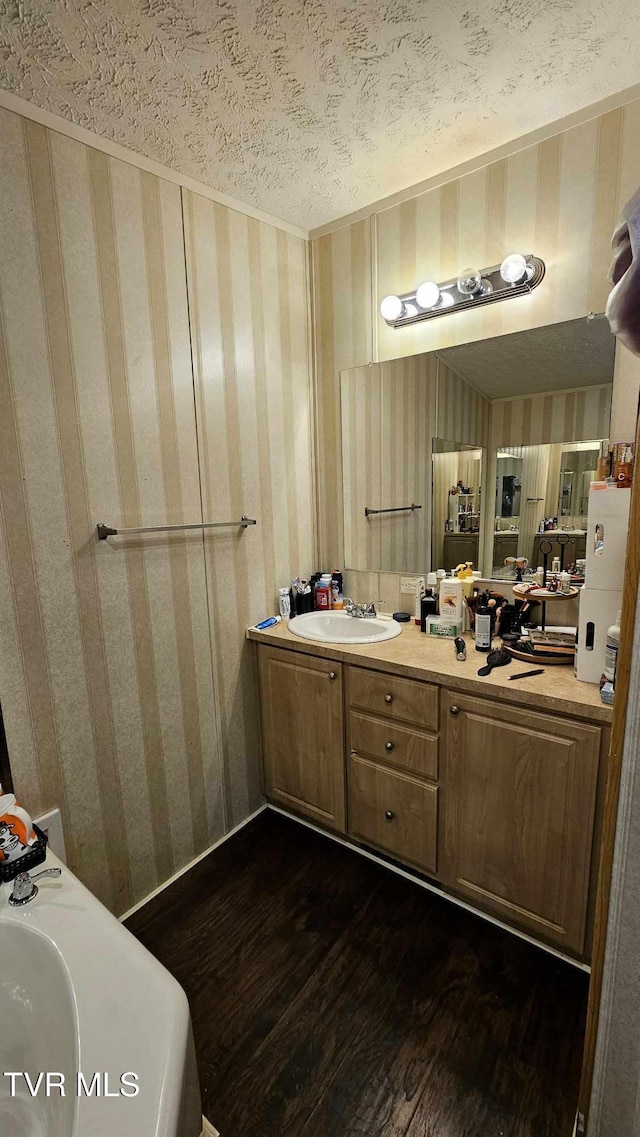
604;610;621;683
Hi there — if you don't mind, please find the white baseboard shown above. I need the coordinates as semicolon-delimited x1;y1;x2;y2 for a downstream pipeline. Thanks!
201;1117;219;1137
119;804;267;922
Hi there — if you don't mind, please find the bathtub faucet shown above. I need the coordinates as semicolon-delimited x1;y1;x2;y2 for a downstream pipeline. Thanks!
8;867;62;906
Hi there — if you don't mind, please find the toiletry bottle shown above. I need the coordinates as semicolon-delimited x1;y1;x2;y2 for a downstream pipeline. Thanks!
559;570;571;595
475;593;492;653
278;587;291;618
438;577;463;624
414;576;425;625
315;575;331;610
330;579;340;608
604;610;621;683
420;589;437;632
552;557;560;575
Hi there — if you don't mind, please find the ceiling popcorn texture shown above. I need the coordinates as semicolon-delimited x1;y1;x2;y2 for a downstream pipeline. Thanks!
0;1;639;230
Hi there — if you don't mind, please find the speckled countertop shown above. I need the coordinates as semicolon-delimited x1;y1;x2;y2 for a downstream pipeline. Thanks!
247;621;612;725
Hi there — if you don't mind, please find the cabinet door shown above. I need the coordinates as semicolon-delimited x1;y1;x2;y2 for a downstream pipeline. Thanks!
442;691;600;954
258;647;345;832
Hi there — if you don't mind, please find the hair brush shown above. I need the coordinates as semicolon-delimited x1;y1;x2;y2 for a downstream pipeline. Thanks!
477;646;511;677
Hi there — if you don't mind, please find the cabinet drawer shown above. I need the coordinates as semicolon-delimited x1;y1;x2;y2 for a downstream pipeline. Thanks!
349;754;438;875
349;667;438;731
350;711;438;781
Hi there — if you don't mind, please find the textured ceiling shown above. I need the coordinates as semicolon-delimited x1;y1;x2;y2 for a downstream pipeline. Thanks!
1;2;639;230
439;315;615;400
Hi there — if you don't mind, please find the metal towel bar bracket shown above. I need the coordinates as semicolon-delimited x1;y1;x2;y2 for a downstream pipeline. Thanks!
365;503;422;517
97;516;256;540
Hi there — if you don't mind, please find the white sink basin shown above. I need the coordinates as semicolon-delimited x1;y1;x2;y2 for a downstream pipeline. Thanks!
288;611;403;645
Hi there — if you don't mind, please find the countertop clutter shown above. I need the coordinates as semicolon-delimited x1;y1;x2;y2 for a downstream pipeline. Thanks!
247;619;612;724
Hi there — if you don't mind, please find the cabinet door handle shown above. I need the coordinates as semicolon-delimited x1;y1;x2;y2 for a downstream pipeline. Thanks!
384;693;393;704
384;810;395;821
450;705;460;716
385;741;395;752
329;672;337;681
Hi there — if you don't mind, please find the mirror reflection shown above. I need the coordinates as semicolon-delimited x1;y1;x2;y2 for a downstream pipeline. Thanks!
432;440;483;573
491;439;605;576
341;315;615;577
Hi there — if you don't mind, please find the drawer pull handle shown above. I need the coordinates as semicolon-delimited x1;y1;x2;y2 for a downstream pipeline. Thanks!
385;741;395;752
329;672;337;681
384;810;395;821
384;693;393;704
450;705;460;716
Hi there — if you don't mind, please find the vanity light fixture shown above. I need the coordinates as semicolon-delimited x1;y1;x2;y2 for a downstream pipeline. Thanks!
379;253;545;327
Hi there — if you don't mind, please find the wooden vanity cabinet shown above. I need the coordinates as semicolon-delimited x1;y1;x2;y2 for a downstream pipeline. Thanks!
440;690;600;954
258;646;346;832
255;640;607;959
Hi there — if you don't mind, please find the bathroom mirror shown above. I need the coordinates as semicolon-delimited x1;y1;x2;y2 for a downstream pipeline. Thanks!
341;314;615;576
432;440;484;573
490;438;606;577
558;443;601;519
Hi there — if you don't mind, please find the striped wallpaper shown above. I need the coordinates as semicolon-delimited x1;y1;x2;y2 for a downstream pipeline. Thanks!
0;106;314;914
182;189;314;827
489;384;612;449
341;355;434;573
312;97;640;574
341;353;488;572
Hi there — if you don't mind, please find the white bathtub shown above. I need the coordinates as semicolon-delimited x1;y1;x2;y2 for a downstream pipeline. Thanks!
0;850;202;1137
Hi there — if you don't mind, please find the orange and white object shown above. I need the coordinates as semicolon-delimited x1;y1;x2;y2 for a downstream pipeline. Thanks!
0;792;36;863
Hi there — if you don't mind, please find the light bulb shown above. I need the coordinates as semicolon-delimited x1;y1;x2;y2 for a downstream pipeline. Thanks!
416;281;440;309
380;294;403;321
457;268;483;296
500;253;528;284
403;301;418;317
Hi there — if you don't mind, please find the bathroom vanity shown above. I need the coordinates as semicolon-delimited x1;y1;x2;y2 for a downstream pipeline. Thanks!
249;622;611;961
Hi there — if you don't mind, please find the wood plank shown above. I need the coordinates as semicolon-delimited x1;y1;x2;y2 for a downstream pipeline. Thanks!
127;810;587;1137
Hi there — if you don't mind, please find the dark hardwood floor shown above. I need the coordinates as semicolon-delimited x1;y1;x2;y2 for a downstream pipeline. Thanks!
126;810;587;1137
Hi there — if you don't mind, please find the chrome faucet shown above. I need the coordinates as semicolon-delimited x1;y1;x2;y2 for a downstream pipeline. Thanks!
344;599;377;618
8;867;62;906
